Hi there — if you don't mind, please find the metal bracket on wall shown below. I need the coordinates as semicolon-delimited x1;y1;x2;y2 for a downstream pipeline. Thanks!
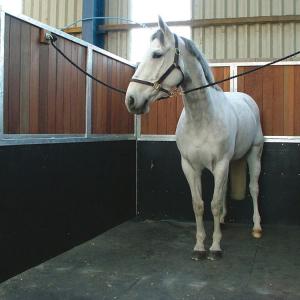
39;29;52;44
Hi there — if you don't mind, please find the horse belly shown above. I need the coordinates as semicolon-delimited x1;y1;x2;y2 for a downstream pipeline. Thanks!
232;117;258;159
227;92;263;159
233;137;253;160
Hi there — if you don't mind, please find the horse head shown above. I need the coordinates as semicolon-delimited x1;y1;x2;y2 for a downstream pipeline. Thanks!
125;16;184;114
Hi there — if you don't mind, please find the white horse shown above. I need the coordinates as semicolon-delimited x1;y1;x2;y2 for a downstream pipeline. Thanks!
125;17;264;260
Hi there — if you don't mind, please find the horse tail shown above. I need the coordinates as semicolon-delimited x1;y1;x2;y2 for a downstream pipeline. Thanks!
229;158;247;200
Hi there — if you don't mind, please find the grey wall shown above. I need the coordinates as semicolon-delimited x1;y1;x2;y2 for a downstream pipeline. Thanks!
105;0;300;62
23;0;300;62
192;0;300;62
23;0;83;35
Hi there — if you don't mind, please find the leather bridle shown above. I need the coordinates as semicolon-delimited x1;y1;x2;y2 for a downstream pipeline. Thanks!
130;34;184;101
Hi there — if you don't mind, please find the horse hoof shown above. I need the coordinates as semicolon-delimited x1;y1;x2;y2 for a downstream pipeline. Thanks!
207;250;223;261
192;250;207;261
252;229;262;239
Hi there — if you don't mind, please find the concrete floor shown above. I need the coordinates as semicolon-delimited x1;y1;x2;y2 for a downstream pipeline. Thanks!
0;219;300;300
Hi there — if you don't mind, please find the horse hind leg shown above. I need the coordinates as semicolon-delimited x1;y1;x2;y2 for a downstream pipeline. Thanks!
247;143;263;238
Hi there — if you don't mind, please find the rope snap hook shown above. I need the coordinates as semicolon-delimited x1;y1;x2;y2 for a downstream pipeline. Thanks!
45;32;57;42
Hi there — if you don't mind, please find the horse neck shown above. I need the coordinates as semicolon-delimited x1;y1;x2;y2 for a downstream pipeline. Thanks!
180;55;215;123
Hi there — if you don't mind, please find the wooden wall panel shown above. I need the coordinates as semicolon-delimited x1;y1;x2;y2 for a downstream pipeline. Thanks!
55;37;65;134
77;46;87;132
141;97;183;135
70;43;77;131
141;66;231;135
19;22;31;133
38;42;49;133
211;66;231;91
8;17;21;133
294;67;300;134
283;66;295;135
4;15;10;133
92;52;135;134
29;25;39;133
4;16;86;134
47;36;57;132
237;65;300;136
139;64;300;136
272;66;284;135
5;14;300;137
63;40;72;133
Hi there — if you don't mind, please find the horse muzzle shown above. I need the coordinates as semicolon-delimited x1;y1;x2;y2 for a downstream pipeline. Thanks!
125;93;150;115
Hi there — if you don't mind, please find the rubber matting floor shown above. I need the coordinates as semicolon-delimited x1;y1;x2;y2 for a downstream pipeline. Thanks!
0;219;299;300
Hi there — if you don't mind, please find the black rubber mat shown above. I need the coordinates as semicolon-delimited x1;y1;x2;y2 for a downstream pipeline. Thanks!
0;219;299;300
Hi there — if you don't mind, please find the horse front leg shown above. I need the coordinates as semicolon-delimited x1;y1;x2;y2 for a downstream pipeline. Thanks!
209;159;229;260
220;182;228;225
181;158;206;260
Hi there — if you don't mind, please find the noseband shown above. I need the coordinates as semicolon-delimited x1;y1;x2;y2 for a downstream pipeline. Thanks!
130;34;184;100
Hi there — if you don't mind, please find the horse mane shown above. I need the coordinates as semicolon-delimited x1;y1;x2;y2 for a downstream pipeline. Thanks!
181;37;221;91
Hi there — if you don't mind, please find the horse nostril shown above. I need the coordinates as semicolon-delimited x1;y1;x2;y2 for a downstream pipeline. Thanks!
129;96;135;108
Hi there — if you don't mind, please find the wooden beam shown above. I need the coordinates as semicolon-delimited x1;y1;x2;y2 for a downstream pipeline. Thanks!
63;27;82;35
99;15;300;32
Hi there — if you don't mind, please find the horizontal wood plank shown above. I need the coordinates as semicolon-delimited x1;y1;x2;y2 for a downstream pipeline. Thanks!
99;15;300;32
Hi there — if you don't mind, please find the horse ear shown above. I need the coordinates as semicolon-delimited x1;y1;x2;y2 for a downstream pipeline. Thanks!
158;15;167;32
158;15;172;39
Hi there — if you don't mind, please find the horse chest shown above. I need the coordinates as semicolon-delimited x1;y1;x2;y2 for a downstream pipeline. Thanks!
176;127;221;171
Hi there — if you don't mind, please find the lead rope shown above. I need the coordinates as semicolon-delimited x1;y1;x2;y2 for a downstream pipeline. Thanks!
183;50;300;95
47;33;127;94
47;33;300;97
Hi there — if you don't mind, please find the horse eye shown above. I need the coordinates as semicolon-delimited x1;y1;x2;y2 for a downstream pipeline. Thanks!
152;52;163;59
